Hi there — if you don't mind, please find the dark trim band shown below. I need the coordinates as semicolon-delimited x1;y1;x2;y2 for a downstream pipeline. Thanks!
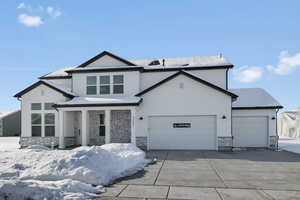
54;102;140;108
67;67;143;73
232;106;283;110
39;76;72;80
135;70;238;98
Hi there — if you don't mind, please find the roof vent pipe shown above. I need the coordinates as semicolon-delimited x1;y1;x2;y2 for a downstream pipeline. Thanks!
219;53;223;58
162;59;165;66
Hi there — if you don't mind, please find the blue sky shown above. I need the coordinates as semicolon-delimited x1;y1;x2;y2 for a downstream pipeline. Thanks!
0;0;299;112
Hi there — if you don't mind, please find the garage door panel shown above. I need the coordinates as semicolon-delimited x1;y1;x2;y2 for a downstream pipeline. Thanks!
149;115;216;150
233;116;268;147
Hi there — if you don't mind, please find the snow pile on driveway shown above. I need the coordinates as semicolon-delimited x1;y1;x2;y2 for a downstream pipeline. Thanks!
0;143;150;199
279;137;300;154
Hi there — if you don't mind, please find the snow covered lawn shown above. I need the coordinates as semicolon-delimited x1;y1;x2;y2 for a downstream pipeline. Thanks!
0;137;20;151
0;144;150;199
279;137;300;154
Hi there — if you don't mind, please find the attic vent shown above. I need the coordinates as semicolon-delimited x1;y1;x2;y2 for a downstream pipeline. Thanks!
149;60;160;66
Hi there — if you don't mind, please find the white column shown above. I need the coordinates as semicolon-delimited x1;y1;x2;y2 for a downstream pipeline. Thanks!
81;110;88;146
105;109;111;144
130;108;136;145
58;110;65;149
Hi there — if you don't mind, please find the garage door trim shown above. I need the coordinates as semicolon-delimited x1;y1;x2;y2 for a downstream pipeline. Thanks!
232;115;269;148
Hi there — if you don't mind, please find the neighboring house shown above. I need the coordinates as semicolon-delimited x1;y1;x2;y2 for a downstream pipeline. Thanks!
278;106;300;138
14;51;283;150
0;110;21;137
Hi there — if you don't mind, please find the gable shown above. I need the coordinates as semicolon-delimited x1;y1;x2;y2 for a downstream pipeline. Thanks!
136;70;237;98
77;51;136;68
14;81;75;99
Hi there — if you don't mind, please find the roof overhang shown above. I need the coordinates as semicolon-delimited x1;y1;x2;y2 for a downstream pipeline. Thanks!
232;106;284;110
14;80;75;99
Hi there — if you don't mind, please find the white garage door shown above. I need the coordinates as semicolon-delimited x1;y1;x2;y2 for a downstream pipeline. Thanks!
149;115;216;150
232;116;268;147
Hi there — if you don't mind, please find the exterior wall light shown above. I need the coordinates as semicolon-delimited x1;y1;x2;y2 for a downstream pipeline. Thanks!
222;115;226;119
139;117;143;120
272;116;276;120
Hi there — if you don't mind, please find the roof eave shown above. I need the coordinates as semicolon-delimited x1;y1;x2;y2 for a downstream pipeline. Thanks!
232;106;284;110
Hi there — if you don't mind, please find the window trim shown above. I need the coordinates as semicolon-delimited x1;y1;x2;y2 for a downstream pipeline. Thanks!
44;113;55;137
31;113;42;137
99;75;111;95
86;76;97;95
113;75;124;94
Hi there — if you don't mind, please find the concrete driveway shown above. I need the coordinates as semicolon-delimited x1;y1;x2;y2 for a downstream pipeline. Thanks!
97;150;300;200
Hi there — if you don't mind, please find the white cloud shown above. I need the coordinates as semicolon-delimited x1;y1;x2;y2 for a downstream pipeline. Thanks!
18;14;43;27
47;7;61;18
267;51;300;75
234;66;263;83
17;2;32;11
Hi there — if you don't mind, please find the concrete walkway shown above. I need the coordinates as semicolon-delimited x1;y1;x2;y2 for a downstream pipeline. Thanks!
96;150;300;200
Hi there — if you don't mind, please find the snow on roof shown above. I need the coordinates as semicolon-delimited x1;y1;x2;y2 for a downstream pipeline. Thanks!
41;80;76;97
131;55;232;68
0;110;19;119
55;96;141;107
42;67;75;78
230;88;282;108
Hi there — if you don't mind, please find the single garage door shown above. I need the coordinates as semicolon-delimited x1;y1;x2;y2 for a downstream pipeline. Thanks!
232;116;268;147
149;115;216;150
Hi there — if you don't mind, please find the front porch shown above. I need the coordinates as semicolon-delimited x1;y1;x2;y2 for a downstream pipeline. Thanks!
57;106;137;149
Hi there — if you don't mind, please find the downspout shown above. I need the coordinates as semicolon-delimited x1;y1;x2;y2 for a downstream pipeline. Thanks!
276;109;280;151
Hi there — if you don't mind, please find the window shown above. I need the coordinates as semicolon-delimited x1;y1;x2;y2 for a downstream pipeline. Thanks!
45;103;55;110
31;103;42;110
99;114;105;136
45;113;55;136
31;113;42;136
113;75;124;94
99;76;110;95
86;76;97;95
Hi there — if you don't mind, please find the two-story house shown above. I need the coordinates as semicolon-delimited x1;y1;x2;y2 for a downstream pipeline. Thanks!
14;51;283;151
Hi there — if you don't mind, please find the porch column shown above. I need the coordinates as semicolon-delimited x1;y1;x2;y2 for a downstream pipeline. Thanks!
58;110;65;149
130;108;136;145
105;109;111;144
81;110;88;146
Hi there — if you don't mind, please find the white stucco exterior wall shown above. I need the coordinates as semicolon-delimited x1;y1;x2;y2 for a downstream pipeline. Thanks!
140;69;227;91
72;71;140;96
86;55;128;67
136;74;232;145
232;109;278;137
21;84;69;137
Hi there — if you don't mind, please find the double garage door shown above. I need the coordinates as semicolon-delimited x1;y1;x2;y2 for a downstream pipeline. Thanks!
148;115;269;150
232;116;268;147
149;115;216;150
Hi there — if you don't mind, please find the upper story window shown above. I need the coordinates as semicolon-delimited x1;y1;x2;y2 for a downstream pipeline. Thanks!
31;103;42;110
99;76;110;95
113;75;124;94
86;75;124;95
86;76;97;95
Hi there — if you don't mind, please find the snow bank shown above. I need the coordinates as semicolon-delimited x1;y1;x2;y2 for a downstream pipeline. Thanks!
0;143;149;199
0;137;20;151
279;137;300;154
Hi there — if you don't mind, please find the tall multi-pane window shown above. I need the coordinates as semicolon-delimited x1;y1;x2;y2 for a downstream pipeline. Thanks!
113;75;124;94
99;75;110;95
86;76;97;95
31;113;42;137
45;113;55;136
31;103;56;137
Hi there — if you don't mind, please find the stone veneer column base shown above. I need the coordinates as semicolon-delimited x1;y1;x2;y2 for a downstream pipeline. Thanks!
269;136;278;150
20;137;59;148
136;136;147;150
218;136;233;151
